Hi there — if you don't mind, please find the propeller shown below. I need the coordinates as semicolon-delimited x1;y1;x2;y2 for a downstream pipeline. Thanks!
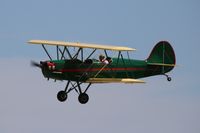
31;60;55;71
31;60;42;68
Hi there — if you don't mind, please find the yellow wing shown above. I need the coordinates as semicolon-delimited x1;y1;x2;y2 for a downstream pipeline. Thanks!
86;78;145;84
28;40;135;51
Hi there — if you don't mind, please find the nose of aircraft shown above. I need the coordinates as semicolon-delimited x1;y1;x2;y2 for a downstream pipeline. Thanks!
40;61;56;70
31;61;48;69
31;60;56;71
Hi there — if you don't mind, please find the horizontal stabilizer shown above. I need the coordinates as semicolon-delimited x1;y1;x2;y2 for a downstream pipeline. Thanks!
147;63;176;67
86;78;145;84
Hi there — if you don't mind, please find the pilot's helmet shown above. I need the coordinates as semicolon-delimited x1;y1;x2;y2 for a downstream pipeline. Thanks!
99;54;105;61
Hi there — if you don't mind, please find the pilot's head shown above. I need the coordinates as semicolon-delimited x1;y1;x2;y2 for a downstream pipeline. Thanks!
99;54;105;61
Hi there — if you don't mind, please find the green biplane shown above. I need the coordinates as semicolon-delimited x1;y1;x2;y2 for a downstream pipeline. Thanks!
28;40;176;104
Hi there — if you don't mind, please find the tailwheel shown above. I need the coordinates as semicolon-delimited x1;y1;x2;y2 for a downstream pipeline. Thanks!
164;74;172;82
167;76;172;81
78;93;89;104
57;91;68;102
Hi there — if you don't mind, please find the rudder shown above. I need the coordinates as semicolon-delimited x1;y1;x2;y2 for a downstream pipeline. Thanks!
147;41;176;73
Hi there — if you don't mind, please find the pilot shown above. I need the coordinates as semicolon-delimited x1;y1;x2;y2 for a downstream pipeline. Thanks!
106;57;112;64
99;54;109;64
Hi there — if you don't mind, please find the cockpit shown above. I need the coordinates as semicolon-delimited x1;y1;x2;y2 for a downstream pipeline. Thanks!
84;57;112;65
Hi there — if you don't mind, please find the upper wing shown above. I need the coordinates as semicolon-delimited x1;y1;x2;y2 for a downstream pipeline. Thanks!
28;40;135;51
86;78;145;84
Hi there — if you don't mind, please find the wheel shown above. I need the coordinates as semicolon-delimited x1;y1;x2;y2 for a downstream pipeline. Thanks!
78;93;89;104
57;91;67;102
167;76;172;81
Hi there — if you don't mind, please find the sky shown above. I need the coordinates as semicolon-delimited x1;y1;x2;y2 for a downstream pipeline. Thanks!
0;0;200;133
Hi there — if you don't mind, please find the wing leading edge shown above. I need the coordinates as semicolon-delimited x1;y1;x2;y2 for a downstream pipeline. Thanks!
28;40;135;51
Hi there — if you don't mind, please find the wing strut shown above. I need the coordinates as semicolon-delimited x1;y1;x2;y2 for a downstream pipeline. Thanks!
42;44;52;60
56;46;59;60
104;50;108;57
116;51;121;65
120;53;129;78
94;64;108;78
86;49;97;60
59;47;66;60
81;48;83;61
65;47;73;59
73;48;82;59
59;46;73;60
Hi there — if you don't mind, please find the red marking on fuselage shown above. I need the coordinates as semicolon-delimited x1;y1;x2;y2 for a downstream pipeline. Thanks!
56;67;145;73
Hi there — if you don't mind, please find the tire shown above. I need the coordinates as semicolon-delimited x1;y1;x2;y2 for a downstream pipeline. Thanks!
57;91;67;102
78;93;89;104
167;77;172;81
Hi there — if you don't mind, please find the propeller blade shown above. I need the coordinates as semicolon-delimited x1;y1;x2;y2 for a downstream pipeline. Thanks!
31;61;41;68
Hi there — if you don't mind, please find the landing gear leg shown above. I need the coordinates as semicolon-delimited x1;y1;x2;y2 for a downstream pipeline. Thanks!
57;81;70;102
56;81;92;104
164;74;172;82
77;82;91;104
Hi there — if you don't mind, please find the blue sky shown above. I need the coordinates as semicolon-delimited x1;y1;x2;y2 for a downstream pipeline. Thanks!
0;0;200;133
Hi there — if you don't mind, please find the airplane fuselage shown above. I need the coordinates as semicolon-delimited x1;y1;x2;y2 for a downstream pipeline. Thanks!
41;58;173;82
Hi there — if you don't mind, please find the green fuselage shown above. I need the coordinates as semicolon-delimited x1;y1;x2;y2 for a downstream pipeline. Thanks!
41;58;173;82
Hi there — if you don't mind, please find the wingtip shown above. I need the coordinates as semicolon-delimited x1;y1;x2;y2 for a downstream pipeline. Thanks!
27;40;35;44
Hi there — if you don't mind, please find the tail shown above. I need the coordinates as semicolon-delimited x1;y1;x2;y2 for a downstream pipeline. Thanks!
147;41;176;74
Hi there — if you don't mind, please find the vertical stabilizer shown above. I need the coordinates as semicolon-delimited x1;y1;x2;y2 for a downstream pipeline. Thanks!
147;41;176;73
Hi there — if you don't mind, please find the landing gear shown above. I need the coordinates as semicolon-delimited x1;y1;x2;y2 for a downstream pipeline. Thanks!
164;74;172;82
78;93;89;104
57;81;91;104
57;91;67;102
167;76;172;81
76;82;91;104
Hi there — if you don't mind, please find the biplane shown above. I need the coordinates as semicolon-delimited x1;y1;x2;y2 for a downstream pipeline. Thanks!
28;40;176;104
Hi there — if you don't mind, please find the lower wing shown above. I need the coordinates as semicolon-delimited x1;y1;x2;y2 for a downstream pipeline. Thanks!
86;78;145;84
